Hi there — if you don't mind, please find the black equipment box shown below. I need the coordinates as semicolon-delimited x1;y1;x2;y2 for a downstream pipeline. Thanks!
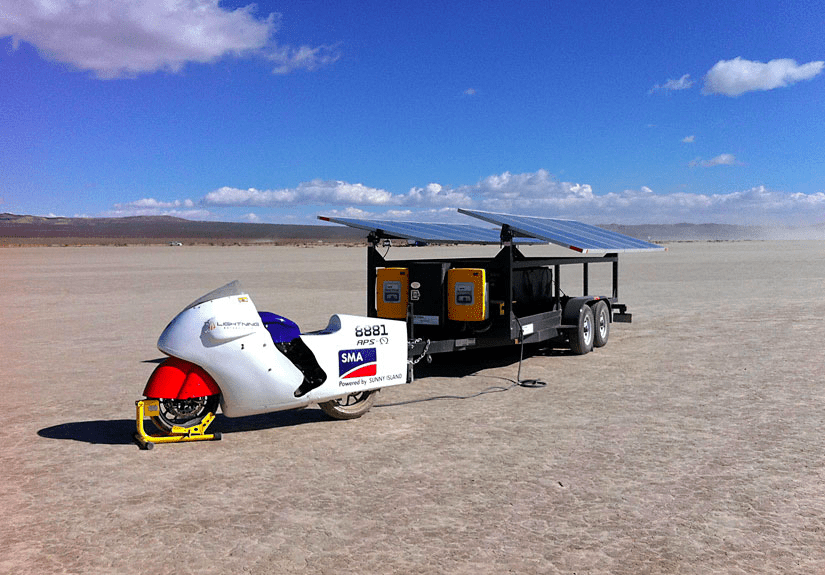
409;262;450;326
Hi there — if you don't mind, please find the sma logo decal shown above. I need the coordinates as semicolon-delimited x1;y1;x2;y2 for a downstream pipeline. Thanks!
339;348;377;379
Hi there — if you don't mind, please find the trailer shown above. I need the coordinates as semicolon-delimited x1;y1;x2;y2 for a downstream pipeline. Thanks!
319;209;664;364
135;209;665;447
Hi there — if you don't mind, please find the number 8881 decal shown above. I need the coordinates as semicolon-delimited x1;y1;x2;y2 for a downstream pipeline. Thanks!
354;324;390;346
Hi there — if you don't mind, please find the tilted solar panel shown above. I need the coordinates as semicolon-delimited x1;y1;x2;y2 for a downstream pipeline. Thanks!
317;216;517;244
458;209;665;253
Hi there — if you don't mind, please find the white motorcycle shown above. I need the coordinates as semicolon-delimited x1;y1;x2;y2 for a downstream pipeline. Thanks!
140;281;409;436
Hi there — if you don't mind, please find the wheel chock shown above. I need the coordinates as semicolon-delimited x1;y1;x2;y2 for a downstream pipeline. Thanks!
134;399;222;450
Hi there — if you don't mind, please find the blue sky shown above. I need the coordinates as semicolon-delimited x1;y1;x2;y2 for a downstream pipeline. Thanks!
1;0;824;226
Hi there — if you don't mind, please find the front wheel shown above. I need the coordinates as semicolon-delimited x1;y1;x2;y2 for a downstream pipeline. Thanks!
319;390;378;420
149;394;220;433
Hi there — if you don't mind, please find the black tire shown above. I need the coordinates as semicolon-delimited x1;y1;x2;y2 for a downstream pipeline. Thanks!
593;301;610;348
569;304;594;355
150;394;220;433
319;390;378;420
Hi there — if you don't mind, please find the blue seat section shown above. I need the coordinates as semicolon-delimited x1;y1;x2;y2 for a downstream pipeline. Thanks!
259;312;301;343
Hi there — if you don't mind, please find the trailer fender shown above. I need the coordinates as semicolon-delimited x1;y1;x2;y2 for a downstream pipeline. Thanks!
143;357;221;399
561;297;601;328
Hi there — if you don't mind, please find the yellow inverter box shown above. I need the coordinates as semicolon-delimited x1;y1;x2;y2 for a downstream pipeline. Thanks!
376;267;409;319
447;268;488;321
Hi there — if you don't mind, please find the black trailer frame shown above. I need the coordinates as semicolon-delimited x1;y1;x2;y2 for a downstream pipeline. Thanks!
363;228;630;359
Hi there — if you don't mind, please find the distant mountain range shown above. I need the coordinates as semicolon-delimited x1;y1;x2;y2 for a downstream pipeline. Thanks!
0;213;364;245
1;213;822;245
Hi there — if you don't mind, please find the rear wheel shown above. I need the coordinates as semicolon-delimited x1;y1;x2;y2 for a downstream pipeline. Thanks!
593;301;610;348
569;305;594;355
150;394;220;433
319;390;378;420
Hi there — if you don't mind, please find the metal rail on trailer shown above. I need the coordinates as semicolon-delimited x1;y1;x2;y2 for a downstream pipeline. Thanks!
319;210;664;360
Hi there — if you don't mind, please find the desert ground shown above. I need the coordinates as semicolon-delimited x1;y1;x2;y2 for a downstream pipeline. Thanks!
2;240;824;574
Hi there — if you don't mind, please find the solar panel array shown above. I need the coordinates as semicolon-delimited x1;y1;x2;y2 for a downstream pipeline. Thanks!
458;209;665;253
318;216;537;245
319;211;664;252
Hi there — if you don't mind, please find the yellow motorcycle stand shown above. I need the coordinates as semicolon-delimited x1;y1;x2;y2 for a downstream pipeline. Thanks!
134;399;222;450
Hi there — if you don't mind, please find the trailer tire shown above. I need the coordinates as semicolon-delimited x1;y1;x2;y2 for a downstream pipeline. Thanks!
569;305;594;355
593;301;610;348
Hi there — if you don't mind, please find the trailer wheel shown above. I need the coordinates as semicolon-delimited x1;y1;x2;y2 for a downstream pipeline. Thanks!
569;305;594;355
593;301;610;348
319;390;378;420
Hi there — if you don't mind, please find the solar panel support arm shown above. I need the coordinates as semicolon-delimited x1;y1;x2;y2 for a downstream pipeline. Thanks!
499;224;515;245
366;237;385;318
490;242;518;339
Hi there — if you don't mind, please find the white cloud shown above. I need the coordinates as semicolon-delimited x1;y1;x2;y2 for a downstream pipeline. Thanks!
690;153;739;168
243;212;261;223
464;88;477;96
0;0;338;78
123;198;195;209
649;74;694;93
190;169;825;226
703;57;824;96
104;197;209;219
578;185;825;225
203;180;395;207
204;187;296;206
319;206;462;222
202;172;600;217
313;179;825;226
682;135;695;143
404;183;474;206
319;206;376;219
269;44;341;75
463;169;595;214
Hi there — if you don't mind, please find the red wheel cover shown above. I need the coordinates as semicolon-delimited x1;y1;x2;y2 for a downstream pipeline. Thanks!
143;357;220;399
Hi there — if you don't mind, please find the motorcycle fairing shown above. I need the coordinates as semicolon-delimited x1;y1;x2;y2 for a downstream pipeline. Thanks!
157;284;304;417
259;312;301;342
260;311;327;397
155;282;408;418
300;314;408;401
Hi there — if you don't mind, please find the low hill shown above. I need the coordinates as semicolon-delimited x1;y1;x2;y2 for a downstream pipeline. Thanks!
0;213;365;245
